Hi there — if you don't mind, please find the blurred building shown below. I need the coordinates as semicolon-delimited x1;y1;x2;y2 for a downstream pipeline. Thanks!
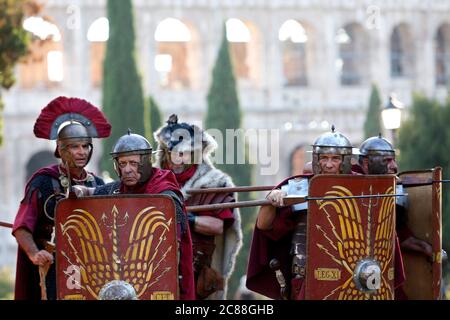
1;0;449;270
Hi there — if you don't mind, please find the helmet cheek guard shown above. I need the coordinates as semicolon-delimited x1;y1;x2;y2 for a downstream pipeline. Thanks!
137;154;153;183
368;155;389;174
113;158;121;178
340;154;353;174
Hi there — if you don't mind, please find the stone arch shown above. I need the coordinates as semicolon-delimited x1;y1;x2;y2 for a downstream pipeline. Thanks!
25;150;58;182
278;19;314;87
335;22;369;86
154;18;200;89
226;18;261;84
390;23;415;78
19;17;64;88
434;23;450;86
87;17;109;87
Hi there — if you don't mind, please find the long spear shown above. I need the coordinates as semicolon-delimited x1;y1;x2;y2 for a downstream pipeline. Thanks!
186;193;406;212
185;179;450;195
0;221;12;228
0;193;408;220
187;185;275;194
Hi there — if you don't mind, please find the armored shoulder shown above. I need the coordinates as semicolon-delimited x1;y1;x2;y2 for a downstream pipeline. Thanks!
396;184;408;208
23;174;57;203
281;177;309;212
281;178;309;196
160;190;183;207
93;181;121;195
93;175;105;186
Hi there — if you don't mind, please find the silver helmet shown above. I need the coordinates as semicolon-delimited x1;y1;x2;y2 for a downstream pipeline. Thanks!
56;122;93;166
359;134;395;174
311;125;353;174
111;130;153;183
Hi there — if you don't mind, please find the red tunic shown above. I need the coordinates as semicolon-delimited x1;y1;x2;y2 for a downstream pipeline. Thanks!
13;190;42;300
173;165;235;300
174;164;235;225
246;175;308;300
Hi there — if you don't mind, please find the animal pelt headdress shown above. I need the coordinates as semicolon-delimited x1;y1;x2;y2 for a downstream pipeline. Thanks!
153;114;217;166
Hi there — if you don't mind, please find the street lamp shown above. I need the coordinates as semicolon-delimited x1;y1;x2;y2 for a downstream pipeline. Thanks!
382;94;403;146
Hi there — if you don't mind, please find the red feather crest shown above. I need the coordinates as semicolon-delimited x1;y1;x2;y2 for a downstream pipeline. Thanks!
33;96;111;140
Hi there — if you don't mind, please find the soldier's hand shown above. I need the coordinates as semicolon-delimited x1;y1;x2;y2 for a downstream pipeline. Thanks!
267;189;287;207
73;185;94;197
400;236;433;258
30;250;54;266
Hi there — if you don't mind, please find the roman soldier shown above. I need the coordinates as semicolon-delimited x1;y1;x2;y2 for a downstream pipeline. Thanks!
246;126;354;299
12;96;111;300
356;134;435;299
154;115;243;299
93;131;196;300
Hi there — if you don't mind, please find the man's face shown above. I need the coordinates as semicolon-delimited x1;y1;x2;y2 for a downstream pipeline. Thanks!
318;154;342;174
384;155;398;174
59;141;90;168
117;154;142;187
363;154;398;174
168;151;192;174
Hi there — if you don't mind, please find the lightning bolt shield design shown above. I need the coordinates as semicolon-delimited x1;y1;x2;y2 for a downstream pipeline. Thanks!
305;175;396;300
55;195;179;300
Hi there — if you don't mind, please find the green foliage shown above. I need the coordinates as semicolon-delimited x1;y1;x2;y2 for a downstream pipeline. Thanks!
398;93;450;252
204;24;254;298
364;84;382;139
0;0;31;146
0;267;14;300
145;95;162;148
101;0;145;174
205;25;241;133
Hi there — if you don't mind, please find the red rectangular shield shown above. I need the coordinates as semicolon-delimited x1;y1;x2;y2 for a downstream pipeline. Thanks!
55;195;179;300
305;175;396;300
398;167;442;300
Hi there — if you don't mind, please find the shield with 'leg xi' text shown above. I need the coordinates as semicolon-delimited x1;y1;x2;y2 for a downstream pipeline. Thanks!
305;175;396;300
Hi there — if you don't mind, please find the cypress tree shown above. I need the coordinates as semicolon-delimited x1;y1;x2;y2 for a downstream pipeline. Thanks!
0;0;30;145
145;95;162;148
205;24;254;298
364;84;382;139
101;0;145;174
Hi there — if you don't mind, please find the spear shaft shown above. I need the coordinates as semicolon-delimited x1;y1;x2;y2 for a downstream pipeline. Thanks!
186;193;406;212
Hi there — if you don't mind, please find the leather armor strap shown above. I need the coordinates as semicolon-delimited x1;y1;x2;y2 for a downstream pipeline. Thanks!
290;214;307;278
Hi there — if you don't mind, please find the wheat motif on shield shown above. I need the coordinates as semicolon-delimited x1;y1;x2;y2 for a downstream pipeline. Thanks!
60;205;173;299
314;185;395;300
